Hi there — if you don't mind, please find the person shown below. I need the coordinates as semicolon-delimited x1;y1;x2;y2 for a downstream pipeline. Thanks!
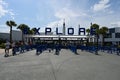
4;41;10;57
12;42;16;56
55;44;60;55
20;41;24;53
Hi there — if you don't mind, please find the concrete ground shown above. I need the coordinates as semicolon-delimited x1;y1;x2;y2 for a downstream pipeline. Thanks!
0;49;120;80
0;49;12;54
0;49;5;54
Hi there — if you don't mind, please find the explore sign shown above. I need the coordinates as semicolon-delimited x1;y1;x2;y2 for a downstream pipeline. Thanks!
23;27;96;35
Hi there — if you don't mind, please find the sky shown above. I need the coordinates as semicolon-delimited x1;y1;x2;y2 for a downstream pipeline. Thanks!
0;0;120;34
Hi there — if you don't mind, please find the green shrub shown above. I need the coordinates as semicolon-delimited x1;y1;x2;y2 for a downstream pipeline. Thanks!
106;43;111;46
0;43;5;49
0;39;6;44
118;45;120;48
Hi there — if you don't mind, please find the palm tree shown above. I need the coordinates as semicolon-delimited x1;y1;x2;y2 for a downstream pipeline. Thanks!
31;28;37;34
86;28;90;35
17;24;30;41
28;29;34;34
91;23;100;55
31;28;40;43
91;24;99;34
91;23;100;43
86;28;90;46
99;26;108;46
6;20;17;43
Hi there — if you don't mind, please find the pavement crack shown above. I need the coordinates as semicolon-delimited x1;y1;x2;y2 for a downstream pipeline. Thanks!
49;56;57;80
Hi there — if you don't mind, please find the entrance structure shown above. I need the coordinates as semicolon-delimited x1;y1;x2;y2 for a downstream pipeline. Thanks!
24;34;96;46
24;34;97;55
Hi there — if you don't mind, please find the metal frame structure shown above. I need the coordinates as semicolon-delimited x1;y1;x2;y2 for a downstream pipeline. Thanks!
25;35;95;39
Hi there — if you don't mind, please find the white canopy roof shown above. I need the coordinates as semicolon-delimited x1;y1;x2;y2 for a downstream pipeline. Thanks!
25;35;95;38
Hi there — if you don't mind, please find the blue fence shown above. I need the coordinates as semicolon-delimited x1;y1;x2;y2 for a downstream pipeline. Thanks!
11;43;120;56
12;44;36;56
77;45;120;55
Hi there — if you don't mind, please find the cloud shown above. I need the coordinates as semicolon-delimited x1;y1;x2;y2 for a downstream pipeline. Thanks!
46;7;88;29
55;8;79;19
45;8;76;32
0;0;15;19
0;0;8;18
55;7;87;20
93;0;111;12
46;19;64;28
40;0;116;34
0;25;9;33
111;21;120;27
8;10;15;20
0;24;18;33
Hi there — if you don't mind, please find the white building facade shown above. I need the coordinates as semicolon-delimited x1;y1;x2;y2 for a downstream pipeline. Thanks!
0;30;22;41
104;27;120;45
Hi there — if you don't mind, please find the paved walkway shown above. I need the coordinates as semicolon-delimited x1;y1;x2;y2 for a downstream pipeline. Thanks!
0;49;120;80
0;49;5;54
0;49;12;54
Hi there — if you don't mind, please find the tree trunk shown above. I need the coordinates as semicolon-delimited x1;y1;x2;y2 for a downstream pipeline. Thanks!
22;32;24;41
97;35;99;46
95;34;99;55
86;38;89;46
102;35;104;46
10;26;12;43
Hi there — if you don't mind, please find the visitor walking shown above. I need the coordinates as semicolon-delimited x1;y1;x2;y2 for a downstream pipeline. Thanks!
4;41;10;57
12;42;16;56
20;41;24;53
